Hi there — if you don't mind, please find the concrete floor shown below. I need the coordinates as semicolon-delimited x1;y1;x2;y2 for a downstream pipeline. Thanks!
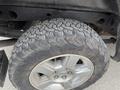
0;44;120;90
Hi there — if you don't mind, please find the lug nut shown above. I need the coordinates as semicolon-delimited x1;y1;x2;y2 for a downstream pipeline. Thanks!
54;75;59;79
61;75;67;79
67;71;73;75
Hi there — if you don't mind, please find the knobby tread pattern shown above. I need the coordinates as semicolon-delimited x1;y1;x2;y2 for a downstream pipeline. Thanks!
9;18;109;89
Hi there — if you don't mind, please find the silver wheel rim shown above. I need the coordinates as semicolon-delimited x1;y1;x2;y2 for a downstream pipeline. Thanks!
29;54;94;90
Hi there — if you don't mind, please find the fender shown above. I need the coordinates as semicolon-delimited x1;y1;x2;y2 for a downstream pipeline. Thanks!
0;0;119;21
0;0;119;37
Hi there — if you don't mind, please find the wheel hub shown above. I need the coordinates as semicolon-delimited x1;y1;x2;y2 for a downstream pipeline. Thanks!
29;54;94;90
52;71;74;83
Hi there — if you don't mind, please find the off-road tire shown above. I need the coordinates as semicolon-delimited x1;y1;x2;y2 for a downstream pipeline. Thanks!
9;18;110;90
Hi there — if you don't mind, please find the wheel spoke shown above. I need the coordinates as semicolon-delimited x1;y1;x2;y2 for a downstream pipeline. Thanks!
76;65;91;75
34;62;55;76
72;65;92;84
63;55;80;69
52;59;63;70
61;81;73;89
38;76;53;89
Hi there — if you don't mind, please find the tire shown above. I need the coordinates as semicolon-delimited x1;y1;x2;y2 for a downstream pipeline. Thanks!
9;18;109;90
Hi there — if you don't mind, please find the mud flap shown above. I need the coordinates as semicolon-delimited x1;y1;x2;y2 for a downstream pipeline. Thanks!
0;50;8;87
